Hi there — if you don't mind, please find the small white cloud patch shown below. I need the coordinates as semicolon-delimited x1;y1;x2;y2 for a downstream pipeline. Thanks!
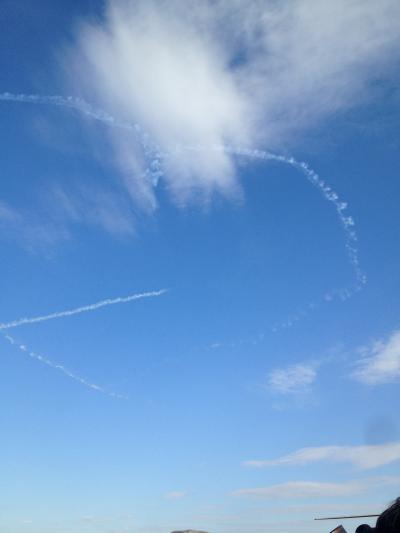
353;329;400;385
267;364;316;394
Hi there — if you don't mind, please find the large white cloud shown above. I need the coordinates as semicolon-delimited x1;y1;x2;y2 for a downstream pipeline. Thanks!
67;0;400;209
70;0;250;208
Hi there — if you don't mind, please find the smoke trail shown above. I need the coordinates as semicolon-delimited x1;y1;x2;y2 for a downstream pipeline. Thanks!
2;333;126;398
178;145;366;349
0;92;365;297
1;92;365;288
1;90;370;365
180;144;366;291
247;148;366;289
0;92;165;183
0;289;167;331
0;92;134;130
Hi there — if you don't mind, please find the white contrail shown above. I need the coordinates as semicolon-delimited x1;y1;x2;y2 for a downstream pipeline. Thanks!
2;333;126;398
0;92;365;288
0;289;167;331
181;144;366;291
1;92;366;308
184;145;366;348
0;92;165;184
0;92;133;130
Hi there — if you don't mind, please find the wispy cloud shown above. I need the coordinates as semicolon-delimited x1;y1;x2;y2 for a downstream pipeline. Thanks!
164;491;187;501
0;201;21;223
233;476;400;500
0;174;136;249
243;442;400;470
50;183;136;238
64;0;400;205
0;289;167;331
0;199;71;251
352;329;400;385
267;363;317;395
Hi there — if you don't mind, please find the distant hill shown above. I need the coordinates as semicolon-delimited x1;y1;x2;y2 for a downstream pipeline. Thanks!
171;530;208;533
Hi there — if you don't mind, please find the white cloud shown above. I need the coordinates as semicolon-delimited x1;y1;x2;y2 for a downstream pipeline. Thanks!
267;364;316;394
353;329;400;385
233;476;400;500
236;0;400;144
0;181;136;249
0;201;21;224
67;0;400;206
243;442;400;470
51;184;136;237
0;200;71;251
71;0;249;207
164;491;187;501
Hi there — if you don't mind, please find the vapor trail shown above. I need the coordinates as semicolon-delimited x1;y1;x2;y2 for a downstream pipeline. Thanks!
0;289;167;331
179;144;366;291
0;92;134;130
2;333;126;398
0;92;165;182
0;92;365;289
1;90;369;353
238;147;366;289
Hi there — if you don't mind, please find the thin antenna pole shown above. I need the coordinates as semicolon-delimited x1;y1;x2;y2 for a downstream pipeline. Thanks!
315;515;380;521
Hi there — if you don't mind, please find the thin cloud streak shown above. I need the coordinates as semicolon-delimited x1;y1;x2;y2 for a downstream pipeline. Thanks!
243;442;400;470
3;333;126;398
0;289;167;331
164;491;187;501
0;187;136;250
233;476;400;500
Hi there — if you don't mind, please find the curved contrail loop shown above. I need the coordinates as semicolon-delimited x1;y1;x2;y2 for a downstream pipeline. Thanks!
0;92;366;334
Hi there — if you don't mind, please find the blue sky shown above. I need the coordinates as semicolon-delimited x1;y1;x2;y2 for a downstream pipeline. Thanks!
1;1;400;533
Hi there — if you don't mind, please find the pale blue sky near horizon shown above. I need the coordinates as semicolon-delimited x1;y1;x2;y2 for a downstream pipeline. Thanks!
1;1;400;533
